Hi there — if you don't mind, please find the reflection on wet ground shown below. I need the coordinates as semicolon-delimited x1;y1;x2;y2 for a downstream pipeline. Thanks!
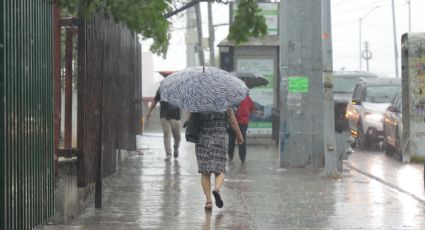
347;149;425;203
39;133;425;229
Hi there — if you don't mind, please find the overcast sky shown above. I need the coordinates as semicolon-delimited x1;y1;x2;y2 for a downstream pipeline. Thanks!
142;0;425;78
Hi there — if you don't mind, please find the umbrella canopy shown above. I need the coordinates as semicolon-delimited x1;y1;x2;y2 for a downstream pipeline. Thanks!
232;72;269;89
158;71;175;77
159;66;249;112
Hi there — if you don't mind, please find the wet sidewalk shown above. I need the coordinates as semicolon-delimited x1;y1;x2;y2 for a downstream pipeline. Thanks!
346;149;425;204
40;133;425;229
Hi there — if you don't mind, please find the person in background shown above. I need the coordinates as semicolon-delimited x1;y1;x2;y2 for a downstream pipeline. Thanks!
194;109;243;210
146;88;181;161
228;95;254;163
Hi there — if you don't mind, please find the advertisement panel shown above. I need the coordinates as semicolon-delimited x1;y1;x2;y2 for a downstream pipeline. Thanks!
236;59;274;134
258;3;279;36
409;50;425;115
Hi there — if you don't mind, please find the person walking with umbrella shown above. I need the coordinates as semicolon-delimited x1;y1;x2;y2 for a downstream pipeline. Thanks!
159;66;248;209
194;109;243;209
228;94;254;163
227;72;268;163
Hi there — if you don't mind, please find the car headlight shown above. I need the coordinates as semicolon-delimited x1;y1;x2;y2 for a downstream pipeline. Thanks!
364;112;383;122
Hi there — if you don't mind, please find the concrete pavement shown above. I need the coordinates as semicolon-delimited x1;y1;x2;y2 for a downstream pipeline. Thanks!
38;133;425;229
346;149;425;204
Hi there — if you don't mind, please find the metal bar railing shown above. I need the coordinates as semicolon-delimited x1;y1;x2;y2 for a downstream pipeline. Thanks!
1;1;54;229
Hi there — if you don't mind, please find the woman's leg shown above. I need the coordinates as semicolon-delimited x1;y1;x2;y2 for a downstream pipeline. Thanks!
214;172;225;191
228;128;236;161
238;124;248;162
201;173;212;203
213;173;225;208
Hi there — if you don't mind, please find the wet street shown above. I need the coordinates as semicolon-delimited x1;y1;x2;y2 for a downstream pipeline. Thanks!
39;133;425;230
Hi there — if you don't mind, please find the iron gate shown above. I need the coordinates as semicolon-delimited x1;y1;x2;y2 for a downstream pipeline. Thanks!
1;1;55;229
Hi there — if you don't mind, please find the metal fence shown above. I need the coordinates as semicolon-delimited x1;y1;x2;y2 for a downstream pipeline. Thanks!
1;1;55;229
77;13;141;188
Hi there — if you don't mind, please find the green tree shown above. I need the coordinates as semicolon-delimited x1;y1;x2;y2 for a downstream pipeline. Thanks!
228;0;267;44
56;0;268;57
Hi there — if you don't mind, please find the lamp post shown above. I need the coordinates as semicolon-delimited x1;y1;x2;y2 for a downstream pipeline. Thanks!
405;0;411;32
358;6;380;70
391;0;399;78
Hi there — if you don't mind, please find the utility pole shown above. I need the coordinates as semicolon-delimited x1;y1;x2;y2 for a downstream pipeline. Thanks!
321;0;337;174
362;41;373;72
358;6;379;71
391;0;400;78
406;0;411;32
207;1;215;66
279;0;324;168
195;2;205;66
359;18;362;70
185;2;197;67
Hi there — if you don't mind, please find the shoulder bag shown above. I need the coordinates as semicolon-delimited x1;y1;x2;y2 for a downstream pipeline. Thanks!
184;113;201;143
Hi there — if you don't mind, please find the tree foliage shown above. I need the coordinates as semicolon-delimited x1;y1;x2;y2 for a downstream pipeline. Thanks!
56;0;267;57
228;0;267;44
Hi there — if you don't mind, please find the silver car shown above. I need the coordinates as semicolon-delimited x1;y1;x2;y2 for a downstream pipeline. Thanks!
346;78;401;150
383;92;403;158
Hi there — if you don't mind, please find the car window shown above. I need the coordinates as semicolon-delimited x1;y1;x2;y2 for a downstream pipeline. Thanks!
397;100;402;111
396;96;402;111
334;77;361;93
365;85;401;103
361;87;367;101
352;84;361;99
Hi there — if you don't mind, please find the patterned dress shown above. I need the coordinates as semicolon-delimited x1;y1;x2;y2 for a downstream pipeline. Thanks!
195;112;228;174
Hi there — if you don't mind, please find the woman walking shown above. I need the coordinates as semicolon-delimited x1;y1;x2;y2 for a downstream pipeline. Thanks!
194;108;243;210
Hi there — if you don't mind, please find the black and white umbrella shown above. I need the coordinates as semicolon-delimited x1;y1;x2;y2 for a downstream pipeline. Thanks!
159;66;249;112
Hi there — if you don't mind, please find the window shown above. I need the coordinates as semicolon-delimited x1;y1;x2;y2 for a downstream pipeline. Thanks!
364;85;401;103
352;85;362;100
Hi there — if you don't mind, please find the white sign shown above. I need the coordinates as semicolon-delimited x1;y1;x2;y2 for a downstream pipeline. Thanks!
258;3;279;36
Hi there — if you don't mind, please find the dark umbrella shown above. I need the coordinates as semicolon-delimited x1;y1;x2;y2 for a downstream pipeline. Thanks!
232;72;269;89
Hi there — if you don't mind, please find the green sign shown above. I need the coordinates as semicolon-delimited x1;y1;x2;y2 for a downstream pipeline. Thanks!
288;76;309;93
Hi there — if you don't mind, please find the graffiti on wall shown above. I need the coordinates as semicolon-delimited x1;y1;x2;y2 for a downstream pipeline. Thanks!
409;44;425;115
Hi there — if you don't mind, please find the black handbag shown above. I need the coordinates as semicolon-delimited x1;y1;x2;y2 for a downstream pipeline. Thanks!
184;113;201;143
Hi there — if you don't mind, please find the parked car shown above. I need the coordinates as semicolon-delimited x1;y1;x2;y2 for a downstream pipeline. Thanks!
346;78;401;149
383;92;403;157
333;71;378;132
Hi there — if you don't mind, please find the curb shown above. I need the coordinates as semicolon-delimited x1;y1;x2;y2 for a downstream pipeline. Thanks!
344;162;425;205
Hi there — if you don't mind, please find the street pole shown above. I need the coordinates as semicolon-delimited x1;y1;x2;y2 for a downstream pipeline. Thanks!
207;1;215;66
359;18;362;70
195;2;205;66
406;0;411;32
364;41;371;72
279;0;324;168
358;6;379;71
391;0;400;78
322;0;337;174
185;2;197;67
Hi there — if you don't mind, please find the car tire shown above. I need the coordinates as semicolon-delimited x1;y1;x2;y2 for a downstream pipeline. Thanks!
356;122;369;150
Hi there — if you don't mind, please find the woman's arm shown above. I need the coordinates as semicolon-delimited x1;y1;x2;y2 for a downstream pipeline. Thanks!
227;108;243;144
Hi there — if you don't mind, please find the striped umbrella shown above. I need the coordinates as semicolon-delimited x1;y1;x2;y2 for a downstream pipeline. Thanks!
159;66;249;112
